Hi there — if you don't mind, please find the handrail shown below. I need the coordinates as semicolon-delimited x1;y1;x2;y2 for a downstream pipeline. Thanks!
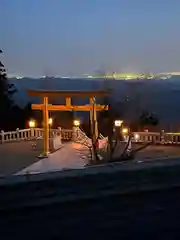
1;128;180;145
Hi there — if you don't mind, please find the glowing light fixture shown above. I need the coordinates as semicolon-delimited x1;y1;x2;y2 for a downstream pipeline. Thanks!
114;120;123;127
29;120;36;128
122;128;128;134
134;134;139;140
73;119;80;127
48;118;53;125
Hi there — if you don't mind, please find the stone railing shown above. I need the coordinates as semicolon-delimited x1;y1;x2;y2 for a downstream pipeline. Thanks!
132;131;180;144
0;128;34;143
132;132;161;143
1;128;180;145
61;129;73;140
0;128;73;144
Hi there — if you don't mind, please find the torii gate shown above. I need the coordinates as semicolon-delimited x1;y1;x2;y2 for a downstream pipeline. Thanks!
27;89;108;156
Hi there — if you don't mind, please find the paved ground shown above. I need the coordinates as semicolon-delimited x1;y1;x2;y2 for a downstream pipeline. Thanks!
16;142;88;175
134;144;180;159
114;142;180;160
0;141;41;176
0;141;180;176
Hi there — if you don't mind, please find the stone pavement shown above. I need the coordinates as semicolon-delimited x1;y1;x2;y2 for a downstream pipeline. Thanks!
0;141;40;176
0;140;180;176
16;142;88;175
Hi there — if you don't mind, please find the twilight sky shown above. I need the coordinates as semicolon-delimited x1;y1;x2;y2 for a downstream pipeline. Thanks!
1;0;180;76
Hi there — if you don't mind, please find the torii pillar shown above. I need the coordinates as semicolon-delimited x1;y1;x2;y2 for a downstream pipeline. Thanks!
43;96;49;156
90;97;98;143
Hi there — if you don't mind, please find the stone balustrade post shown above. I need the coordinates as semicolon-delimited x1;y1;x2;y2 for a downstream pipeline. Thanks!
160;130;165;144
58;127;62;137
72;126;78;141
34;128;37;138
144;134;148;142
58;127;62;145
16;128;20;141
1;130;4;144
30;128;34;139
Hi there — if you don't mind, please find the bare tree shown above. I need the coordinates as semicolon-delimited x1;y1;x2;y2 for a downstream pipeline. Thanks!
96;78;154;163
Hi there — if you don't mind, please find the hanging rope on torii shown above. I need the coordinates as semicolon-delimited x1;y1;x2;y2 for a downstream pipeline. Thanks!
27;89;109;159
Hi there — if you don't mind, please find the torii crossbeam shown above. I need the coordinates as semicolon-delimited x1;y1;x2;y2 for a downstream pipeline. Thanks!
27;89;109;157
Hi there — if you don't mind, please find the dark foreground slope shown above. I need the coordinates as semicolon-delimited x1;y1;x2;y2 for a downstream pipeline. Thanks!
1;187;180;239
1;160;180;239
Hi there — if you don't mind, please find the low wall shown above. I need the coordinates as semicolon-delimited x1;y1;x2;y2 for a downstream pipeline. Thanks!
36;135;62;152
52;134;62;150
1;157;180;211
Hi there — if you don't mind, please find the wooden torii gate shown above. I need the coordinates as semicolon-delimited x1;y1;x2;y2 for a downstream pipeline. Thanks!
27;89;108;156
